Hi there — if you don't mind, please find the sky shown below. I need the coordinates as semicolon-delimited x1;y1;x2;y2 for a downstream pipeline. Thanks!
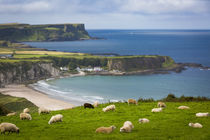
0;0;210;29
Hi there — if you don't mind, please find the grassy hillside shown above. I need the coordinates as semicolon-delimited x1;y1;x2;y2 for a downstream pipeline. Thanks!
0;101;209;139
0;93;38;114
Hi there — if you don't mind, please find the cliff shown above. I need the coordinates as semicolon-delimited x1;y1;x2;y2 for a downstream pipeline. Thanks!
0;23;90;42
107;56;175;72
0;62;60;87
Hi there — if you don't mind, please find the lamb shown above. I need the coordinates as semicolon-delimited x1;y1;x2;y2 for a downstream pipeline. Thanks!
38;107;50;115
6;112;16;117
139;118;150;123
120;121;134;133
178;106;190;110
157;102;166;108
84;103;94;109
0;122;19;134
127;99;138;105
196;112;210;117
93;101;99;107
189;123;203;128
102;105;115;112
20;113;32;120
23;108;30;113
48;114;63;124
151;108;163;112
95;125;116;134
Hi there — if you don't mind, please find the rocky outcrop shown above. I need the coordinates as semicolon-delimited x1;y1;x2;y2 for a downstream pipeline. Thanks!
0;62;60;87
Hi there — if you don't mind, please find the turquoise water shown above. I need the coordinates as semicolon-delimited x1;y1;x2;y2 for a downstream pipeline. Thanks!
27;30;210;105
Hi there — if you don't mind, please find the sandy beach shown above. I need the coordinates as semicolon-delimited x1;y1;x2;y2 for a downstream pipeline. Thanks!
0;84;75;111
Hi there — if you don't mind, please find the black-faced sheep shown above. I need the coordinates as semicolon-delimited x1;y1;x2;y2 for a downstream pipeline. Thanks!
23;108;30;113
0;122;19;134
102;105;115;112
48;114;63;124
189;123;203;128
84;103;94;109
157;102;166;108
20;113;32;120
120;121;134;133
196;112;210;117
38;107;50;115
95;125;116;134
128;99;138;105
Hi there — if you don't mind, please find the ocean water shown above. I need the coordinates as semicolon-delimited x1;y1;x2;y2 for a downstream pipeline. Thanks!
26;30;210;105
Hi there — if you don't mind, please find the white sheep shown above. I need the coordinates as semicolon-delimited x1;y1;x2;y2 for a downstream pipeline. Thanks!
38;107;50;115
0;122;19;134
120;121;134;133
102;105;115;112
151;108;163;112
139;118;150;123
196;112;210;117
189;123;203;128
178;106;190;110
93;101;99;107
23;108;30;113
48;114;63;124
128;99;138;105
6;112;16;117
95;125;116;134
157;102;166;108
20;113;32;120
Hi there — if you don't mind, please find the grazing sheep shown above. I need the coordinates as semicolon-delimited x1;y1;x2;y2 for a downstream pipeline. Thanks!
157;102;166;108
38;107;50;115
48;114;63;124
23;108;30;113
102;105;115;112
93;101;99;107
95;125;116;134
196;112;210;117
178;106;190;110
151;108;163;112
20;113;32;120
0;122;19;134
139;118;150;123
84;103;94;109
128;99;138;105
189;123;203;128
6;112;16;117
120;121;134;133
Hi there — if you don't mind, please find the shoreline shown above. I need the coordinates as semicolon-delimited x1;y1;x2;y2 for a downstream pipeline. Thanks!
0;84;75;111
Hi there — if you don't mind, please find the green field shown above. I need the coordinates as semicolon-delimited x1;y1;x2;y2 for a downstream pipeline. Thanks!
0;101;210;140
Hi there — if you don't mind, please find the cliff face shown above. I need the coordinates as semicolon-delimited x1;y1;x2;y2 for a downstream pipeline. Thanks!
107;56;174;72
0;23;90;41
0;62;60;87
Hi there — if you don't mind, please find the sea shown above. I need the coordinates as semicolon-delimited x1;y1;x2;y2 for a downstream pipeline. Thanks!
24;30;210;105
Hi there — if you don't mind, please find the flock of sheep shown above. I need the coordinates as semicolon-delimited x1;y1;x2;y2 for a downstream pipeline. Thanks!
0;99;209;135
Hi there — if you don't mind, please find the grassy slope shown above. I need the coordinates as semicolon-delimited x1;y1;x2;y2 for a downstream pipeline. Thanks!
0;102;210;140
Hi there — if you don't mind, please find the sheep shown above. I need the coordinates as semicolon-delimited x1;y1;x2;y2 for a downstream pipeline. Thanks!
139;118;150;123
48;114;63;124
120;121;134;133
102;105;115;112
157;102;166;108
95;125;116;134
178;106;190;110
189;123;203;128
127;99;138;105
196;112;210;117
6;112;16;117
84;103;94;109
38;107;50;115
0;122;19;134
23;108;30;113
151;108;163;112
20;113;32;120
93;101;99;107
